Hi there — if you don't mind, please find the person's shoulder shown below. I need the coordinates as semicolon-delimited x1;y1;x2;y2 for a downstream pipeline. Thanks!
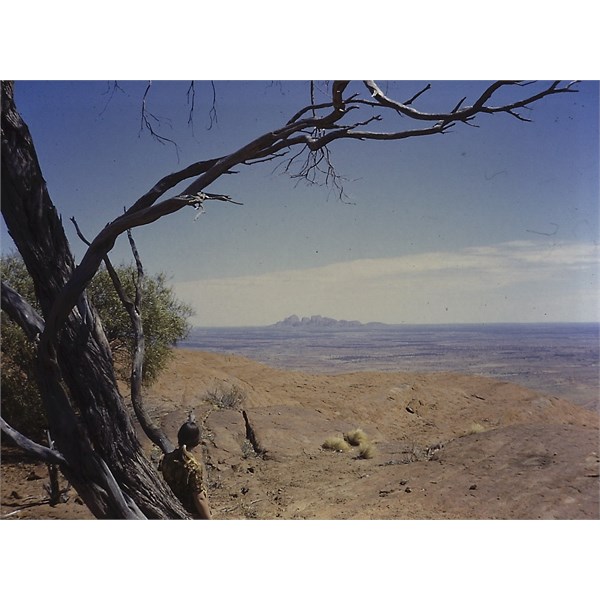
159;447;181;470
181;446;202;468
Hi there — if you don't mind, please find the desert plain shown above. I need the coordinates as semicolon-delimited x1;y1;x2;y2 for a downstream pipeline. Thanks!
1;348;599;520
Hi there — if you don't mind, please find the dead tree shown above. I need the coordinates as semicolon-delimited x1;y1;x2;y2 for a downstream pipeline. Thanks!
1;80;579;518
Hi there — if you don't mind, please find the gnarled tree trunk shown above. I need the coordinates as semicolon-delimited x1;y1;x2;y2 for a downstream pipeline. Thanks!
1;80;189;519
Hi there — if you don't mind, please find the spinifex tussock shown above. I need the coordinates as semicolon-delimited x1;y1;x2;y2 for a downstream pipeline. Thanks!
322;437;352;452
343;428;369;447
357;442;375;459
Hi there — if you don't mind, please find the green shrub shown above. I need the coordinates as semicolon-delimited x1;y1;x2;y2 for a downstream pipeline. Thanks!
1;253;193;441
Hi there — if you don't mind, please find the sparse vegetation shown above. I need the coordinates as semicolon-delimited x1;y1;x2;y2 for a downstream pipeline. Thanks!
357;442;375;460
241;438;256;459
323;429;376;458
204;383;246;410
467;422;487;435
343;428;369;447
322;437;352;453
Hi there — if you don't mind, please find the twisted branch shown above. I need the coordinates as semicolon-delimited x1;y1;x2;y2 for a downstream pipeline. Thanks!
70;217;175;454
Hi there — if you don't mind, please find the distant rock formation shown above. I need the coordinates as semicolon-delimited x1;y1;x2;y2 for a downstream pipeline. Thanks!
271;314;385;328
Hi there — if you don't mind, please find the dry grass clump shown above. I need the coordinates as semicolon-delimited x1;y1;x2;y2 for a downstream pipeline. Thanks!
322;437;352;453
323;427;375;458
467;422;487;435
204;383;246;409
343;428;369;447
357;442;375;460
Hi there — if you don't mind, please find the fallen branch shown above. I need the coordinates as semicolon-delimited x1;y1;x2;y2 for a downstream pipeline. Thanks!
0;417;66;465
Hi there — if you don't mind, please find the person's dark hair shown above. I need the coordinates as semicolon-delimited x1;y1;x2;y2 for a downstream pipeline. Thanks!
177;420;201;448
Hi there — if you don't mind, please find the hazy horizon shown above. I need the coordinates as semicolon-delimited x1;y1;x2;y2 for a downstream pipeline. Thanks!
189;318;600;328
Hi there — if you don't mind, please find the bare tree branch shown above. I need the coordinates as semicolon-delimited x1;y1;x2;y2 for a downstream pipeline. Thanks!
0;417;66;465
332;80;350;111
1;281;45;340
364;79;578;124
98;81;128;117
405;83;431;106
70;217;176;454
207;81;218;130
140;81;180;159
186;81;196;131
125;229;175;455
283;143;352;201
287;100;337;125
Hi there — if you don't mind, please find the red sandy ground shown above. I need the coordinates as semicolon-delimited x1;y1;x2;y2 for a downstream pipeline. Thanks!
2;349;598;519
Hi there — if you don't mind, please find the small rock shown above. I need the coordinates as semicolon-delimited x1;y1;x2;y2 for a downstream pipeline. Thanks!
26;471;42;481
9;490;22;499
405;487;412;493
469;484;478;490
399;479;408;486
241;487;249;495
405;406;415;414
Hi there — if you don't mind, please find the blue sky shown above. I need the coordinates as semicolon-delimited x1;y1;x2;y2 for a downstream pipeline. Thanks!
2;80;598;325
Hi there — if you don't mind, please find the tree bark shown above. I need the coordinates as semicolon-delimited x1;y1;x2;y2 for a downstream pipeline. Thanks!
1;80;189;519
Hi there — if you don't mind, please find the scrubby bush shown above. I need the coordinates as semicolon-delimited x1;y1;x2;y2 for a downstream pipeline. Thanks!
204;383;246;409
1;254;193;441
322;437;352;453
1;255;46;440
87;265;193;384
0;328;46;441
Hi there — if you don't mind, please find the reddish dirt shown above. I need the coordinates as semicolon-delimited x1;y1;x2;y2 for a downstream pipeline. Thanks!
2;349;598;519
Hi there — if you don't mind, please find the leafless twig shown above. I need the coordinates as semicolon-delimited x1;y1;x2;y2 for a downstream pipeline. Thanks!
187;81;196;132
98;81;128;117
207;81;218;130
140;81;180;160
